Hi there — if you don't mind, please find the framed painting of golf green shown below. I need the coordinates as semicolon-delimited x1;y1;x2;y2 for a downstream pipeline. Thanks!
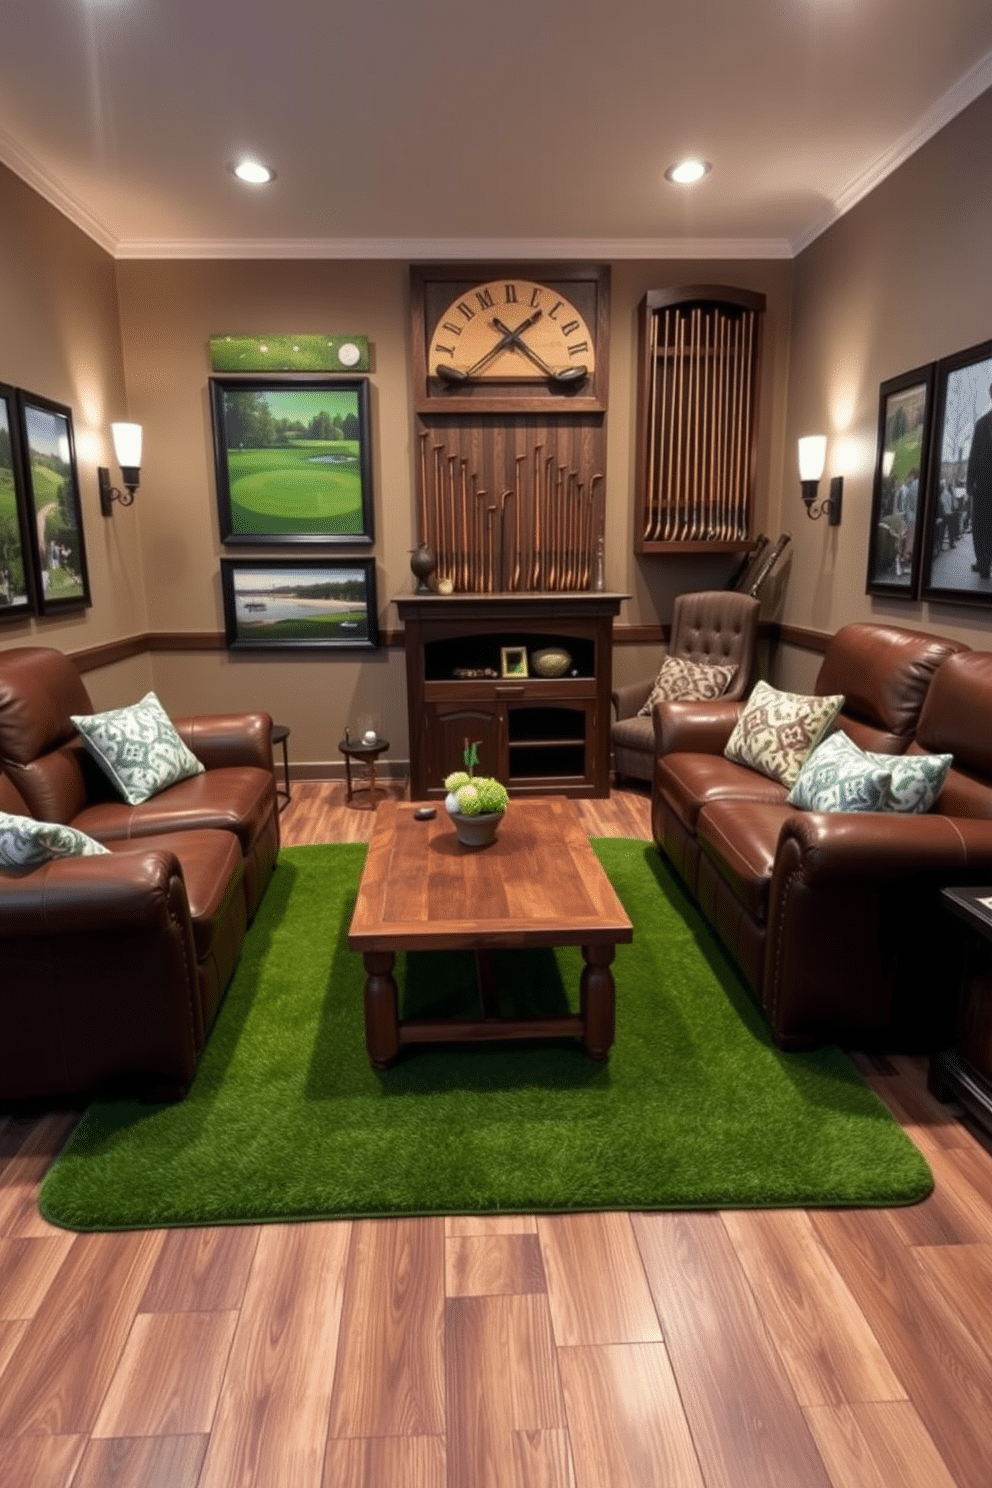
865;364;934;599
210;377;373;544
220;557;379;651
921;336;992;606
0;382;36;620
16;389;91;613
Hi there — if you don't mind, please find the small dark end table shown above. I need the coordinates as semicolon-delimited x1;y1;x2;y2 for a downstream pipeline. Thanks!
928;886;992;1141
339;736;389;804
271;723;291;810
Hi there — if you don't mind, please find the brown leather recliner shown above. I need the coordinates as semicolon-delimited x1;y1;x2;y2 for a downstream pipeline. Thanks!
651;622;973;1050
612;590;760;785
0;646;280;1101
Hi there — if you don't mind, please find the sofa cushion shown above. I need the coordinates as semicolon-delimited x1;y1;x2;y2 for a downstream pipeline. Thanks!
72;764;275;856
72;692;206;805
815;622;967;751
697;800;792;922
724;681;844;788
656;752;789;833
0;810;110;869
638;655;737;715
786;732;895;813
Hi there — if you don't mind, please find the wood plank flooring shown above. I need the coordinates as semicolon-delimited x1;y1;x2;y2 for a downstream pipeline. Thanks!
3;780;992;1487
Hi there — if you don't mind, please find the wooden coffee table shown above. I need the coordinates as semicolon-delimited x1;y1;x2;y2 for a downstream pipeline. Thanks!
348;797;633;1068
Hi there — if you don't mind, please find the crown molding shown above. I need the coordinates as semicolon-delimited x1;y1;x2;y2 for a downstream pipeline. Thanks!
791;47;992;256
0;124;118;255
112;235;794;262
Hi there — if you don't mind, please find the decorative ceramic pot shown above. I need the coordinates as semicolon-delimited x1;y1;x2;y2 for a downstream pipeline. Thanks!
531;646;572;678
451;811;504;849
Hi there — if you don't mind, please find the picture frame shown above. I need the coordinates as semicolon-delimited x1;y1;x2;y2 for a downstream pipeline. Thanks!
500;645;528;678
209;334;370;373
921;337;992;605
210;377;374;545
16;389;91;613
865;364;935;598
0;382;36;620
220;557;379;651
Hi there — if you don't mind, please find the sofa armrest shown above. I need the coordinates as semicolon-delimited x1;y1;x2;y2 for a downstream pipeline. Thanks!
0;847;187;936
775;811;992;885
651;698;743;757
612;680;654;721
174;712;274;772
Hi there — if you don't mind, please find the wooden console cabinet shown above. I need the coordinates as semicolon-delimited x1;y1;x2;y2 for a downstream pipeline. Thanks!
395;593;626;800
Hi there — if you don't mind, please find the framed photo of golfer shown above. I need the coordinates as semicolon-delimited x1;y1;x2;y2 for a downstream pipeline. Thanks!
16;389;91;614
210;377;373;545
865;364;934;599
920;337;992;605
0;382;37;620
220;557;379;651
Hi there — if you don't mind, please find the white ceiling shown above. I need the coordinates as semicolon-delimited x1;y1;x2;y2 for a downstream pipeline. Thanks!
1;0;990;260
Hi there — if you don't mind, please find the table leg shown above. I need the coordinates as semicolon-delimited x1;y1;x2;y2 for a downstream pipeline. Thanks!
368;753;379;803
344;752;354;803
580;942;616;1060
363;950;400;1067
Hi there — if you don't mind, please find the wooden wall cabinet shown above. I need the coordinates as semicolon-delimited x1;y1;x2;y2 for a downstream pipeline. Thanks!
395;593;625;800
634;285;765;554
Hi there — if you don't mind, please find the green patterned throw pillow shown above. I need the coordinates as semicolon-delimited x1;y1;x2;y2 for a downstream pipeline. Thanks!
638;654;738;715
880;750;953;813
0;810;110;869
786;732;894;812
71;691;205;806
724;680;845;788
787;731;953;815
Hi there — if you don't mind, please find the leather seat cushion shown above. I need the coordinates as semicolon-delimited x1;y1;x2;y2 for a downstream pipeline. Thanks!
697;800;793;921
656;753;789;832
74;766;275;856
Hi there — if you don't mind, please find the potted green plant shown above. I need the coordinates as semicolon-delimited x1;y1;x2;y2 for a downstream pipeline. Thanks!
444;740;509;848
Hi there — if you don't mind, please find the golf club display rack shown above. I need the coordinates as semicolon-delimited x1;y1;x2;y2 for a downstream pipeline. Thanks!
634;285;765;554
395;592;625;800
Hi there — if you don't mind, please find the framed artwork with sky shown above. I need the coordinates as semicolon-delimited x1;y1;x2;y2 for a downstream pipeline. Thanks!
210;377;373;544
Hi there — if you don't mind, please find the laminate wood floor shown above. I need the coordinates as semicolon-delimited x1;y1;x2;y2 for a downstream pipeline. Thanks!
3;781;992;1487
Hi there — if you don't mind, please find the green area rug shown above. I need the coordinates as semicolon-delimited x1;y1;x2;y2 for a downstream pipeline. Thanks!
40;840;932;1230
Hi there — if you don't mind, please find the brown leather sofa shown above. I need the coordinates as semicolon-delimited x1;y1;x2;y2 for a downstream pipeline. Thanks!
0;646;280;1101
651;622;983;1051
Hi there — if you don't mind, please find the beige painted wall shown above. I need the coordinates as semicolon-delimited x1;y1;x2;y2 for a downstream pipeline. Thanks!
0;164;151;685
115;256;794;767
780;84;992;691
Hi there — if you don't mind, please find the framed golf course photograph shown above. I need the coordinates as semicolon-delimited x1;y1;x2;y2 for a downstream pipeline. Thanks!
220;557;379;651
16;388;91;614
0;382;36;620
210;377;374;544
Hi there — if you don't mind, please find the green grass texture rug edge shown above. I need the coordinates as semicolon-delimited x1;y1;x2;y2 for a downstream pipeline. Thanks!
39;839;933;1231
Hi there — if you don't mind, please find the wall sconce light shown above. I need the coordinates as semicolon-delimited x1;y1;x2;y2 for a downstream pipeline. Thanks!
99;422;142;516
798;435;842;525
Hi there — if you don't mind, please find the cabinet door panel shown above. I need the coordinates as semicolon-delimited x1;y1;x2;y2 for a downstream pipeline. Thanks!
424;706;503;794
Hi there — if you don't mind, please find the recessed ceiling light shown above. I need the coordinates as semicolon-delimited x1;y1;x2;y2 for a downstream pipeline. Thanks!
665;159;711;185
229;159;276;185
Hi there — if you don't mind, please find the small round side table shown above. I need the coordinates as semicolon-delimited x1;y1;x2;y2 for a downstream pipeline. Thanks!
339;736;390;805
271;723;291;810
